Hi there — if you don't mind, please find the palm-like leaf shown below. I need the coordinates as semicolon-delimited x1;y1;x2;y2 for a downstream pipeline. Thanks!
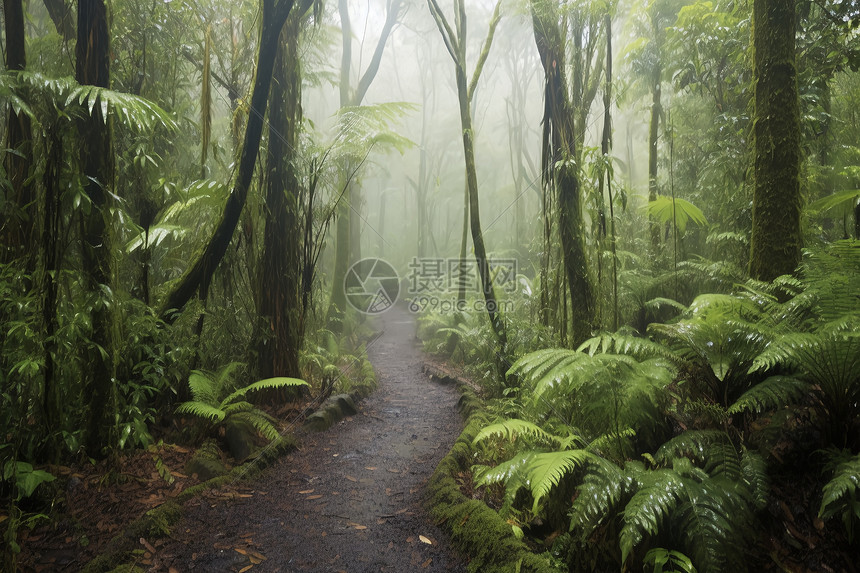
647;195;708;234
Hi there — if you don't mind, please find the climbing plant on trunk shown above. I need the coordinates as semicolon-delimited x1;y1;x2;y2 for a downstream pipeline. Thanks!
256;2;314;380
531;0;598;346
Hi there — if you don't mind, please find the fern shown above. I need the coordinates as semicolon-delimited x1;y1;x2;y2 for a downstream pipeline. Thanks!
819;450;860;542
509;348;674;451
176;364;307;446
473;418;579;450
727;375;808;415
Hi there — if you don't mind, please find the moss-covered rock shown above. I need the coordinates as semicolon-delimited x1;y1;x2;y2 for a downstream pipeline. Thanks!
184;438;227;481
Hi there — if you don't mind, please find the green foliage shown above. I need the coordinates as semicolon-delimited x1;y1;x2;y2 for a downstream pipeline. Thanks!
2;461;55;500
6;71;177;132
647;196;708;234
644;548;698;573
507;347;673;450
175;363;307;443
819;449;860;542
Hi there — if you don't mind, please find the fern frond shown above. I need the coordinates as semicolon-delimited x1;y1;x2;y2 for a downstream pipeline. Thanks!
221;376;307;406
741;450;769;511
577;331;677;361
525;450;598;513
819;451;860;525
569;458;632;537
187;370;218;405
654;430;731;468
233;411;282;443
175;400;225;422
473;419;566;449
727;375;808;415
620;468;687;562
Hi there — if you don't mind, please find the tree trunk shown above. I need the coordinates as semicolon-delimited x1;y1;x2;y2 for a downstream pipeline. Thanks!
326;0;401;325
160;0;295;320
43;0;75;40
257;12;305;379
2;0;34;266
428;0;505;345
76;0;115;456
749;0;802;281
648;62;662;252
532;0;596;346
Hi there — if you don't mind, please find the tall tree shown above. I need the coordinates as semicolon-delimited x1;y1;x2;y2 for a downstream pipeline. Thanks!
160;0;296;320
326;0;402;326
2;0;34;265
427;0;506;345
532;0;597;345
76;0;116;454
749;0;802;280
257;1;315;380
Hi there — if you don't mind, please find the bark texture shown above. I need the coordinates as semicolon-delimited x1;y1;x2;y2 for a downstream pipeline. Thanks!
749;0;802;281
2;0;34;265
257;10;306;379
76;0;115;455
532;0;596;346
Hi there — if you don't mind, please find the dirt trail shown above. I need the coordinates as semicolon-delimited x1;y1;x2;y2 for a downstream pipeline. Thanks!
156;306;467;572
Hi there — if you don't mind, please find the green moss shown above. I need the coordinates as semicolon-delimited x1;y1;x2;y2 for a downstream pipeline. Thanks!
426;396;560;573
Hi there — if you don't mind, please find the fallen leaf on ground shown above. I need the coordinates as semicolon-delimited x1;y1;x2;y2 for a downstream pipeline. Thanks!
419;535;434;545
307;494;323;500
366;466;377;470
299;489;314;494
422;558;433;568
239;566;253;573
345;475;357;482
140;537;156;553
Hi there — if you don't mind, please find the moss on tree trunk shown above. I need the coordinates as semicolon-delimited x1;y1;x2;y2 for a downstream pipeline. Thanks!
749;0;803;281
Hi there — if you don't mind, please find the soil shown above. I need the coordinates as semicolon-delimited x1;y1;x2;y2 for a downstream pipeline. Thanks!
148;306;467;572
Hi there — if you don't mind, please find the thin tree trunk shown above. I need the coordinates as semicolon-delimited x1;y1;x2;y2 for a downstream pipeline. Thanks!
327;0;402;326
749;0;802;280
648;62;662;252
43;0;75;40
2;0;34;266
428;0;506;345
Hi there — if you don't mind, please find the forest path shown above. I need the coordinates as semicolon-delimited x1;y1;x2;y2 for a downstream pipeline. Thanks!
156;305;466;572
